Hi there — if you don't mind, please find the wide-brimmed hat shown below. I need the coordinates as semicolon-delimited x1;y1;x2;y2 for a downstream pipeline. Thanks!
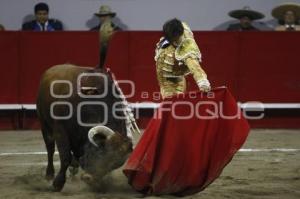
229;6;265;20
94;5;116;17
272;3;300;20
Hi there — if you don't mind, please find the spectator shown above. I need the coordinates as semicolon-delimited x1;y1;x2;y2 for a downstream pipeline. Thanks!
0;24;5;31
227;6;265;31
272;3;300;31
22;2;63;31
91;5;121;68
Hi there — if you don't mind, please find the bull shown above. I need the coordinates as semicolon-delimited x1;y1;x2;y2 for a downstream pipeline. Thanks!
37;64;133;191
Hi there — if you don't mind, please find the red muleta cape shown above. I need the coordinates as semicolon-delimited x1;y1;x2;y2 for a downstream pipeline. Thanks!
123;87;250;196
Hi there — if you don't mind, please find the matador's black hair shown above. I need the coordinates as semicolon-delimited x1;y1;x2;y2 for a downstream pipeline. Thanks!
163;18;184;43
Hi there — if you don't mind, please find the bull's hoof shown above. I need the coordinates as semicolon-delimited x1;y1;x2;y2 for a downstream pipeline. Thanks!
52;176;66;192
46;166;55;181
45;174;54;181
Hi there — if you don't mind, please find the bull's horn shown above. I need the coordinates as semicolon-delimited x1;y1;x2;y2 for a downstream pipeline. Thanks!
88;125;115;147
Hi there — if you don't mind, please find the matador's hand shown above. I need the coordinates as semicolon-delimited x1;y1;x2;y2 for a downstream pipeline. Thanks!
197;79;211;92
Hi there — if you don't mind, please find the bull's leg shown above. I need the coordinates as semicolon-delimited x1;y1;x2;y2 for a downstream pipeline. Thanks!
41;126;55;180
52;131;72;192
69;144;84;176
69;155;80;176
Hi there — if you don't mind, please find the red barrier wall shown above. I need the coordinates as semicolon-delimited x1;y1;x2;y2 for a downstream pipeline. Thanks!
237;32;300;102
0;32;19;103
0;31;299;129
106;31;300;103
0;31;99;104
19;32;100;103
106;31;300;128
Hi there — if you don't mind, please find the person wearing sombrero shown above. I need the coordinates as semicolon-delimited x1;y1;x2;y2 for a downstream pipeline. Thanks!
91;5;121;68
227;6;265;31
272;2;300;31
0;24;5;31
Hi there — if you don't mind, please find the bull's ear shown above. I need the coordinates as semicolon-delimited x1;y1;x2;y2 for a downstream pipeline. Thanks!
93;133;106;148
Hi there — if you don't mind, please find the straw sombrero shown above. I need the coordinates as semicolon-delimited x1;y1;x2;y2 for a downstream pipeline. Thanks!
229;6;265;20
95;5;116;17
272;3;300;20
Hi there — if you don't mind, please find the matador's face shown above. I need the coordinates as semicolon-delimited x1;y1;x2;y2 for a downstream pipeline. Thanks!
171;35;183;47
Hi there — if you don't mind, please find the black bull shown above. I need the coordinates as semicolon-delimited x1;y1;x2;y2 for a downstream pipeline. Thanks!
36;64;133;191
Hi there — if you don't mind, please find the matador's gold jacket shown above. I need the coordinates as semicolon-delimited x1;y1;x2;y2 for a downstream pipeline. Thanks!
155;22;208;98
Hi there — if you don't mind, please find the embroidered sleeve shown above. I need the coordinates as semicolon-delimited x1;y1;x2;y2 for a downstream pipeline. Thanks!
185;58;207;82
175;38;202;62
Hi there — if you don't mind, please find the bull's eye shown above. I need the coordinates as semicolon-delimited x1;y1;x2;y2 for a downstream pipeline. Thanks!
81;88;99;95
88;90;99;95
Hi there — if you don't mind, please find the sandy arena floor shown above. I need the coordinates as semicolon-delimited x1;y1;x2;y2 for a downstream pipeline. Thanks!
0;129;299;199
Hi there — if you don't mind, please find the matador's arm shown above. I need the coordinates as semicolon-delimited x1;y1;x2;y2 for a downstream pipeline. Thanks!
185;57;211;92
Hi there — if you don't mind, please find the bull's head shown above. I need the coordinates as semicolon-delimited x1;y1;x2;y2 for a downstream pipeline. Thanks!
80;125;132;185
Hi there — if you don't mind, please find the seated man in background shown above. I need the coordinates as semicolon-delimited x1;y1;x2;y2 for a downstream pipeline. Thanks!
272;3;300;31
22;2;63;31
227;6;265;31
91;5;121;68
0;24;5;31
